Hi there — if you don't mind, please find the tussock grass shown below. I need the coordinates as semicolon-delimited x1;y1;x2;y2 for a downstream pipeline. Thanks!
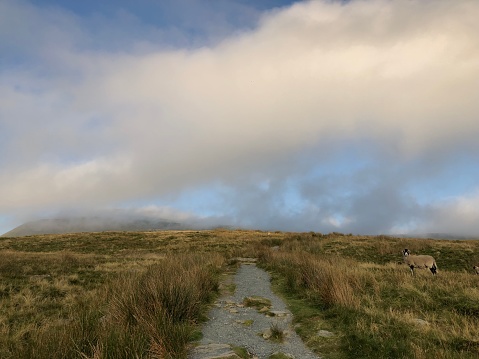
1;229;479;358
0;246;223;358
269;322;286;343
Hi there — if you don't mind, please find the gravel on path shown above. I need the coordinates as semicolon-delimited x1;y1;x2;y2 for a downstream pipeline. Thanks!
189;263;321;359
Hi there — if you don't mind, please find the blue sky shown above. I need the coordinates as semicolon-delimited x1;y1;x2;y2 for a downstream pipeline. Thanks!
1;0;479;236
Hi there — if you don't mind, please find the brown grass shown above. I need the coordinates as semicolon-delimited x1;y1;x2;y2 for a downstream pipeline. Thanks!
2;229;479;358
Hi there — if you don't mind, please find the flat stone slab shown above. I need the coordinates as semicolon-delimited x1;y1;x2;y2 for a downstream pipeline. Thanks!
269;310;290;317
192;344;241;359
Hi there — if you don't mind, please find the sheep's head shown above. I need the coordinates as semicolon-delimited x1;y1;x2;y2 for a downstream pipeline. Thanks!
402;249;410;257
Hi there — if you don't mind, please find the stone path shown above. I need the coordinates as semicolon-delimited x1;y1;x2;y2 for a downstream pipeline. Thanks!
188;262;321;359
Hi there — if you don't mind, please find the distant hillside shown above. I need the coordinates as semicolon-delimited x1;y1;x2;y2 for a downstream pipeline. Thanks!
1;217;189;237
397;232;479;240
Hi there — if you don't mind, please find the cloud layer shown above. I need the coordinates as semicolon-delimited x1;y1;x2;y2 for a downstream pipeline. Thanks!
1;0;479;235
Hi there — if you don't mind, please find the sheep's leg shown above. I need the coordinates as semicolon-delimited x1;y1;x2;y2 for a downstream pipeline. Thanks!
409;265;415;275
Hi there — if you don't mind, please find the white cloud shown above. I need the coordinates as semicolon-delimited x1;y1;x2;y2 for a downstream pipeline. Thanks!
2;0;479;234
0;157;132;209
417;192;479;237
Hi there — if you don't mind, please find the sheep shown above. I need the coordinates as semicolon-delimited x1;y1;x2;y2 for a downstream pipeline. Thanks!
473;265;479;275
402;248;437;276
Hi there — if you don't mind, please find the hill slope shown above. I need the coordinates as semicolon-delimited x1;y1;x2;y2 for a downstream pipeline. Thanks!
1;216;187;237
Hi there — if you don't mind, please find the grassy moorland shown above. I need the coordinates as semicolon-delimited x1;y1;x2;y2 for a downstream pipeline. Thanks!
0;230;478;358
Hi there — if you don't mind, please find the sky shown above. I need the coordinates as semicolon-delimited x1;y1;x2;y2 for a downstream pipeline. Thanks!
1;0;479;236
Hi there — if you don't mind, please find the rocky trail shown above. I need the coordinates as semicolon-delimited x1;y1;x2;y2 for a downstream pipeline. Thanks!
188;260;322;359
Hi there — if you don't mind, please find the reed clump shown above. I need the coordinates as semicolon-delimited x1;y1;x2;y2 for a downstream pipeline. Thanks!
1;252;222;359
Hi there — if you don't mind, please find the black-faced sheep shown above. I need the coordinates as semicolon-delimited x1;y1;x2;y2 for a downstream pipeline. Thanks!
402;249;437;276
473;265;479;275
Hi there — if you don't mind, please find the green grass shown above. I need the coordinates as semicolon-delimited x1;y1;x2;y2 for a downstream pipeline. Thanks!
0;241;223;358
232;345;250;358
1;229;479;358
259;235;479;359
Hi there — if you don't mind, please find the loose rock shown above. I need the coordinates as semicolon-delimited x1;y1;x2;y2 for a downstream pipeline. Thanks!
316;330;335;338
